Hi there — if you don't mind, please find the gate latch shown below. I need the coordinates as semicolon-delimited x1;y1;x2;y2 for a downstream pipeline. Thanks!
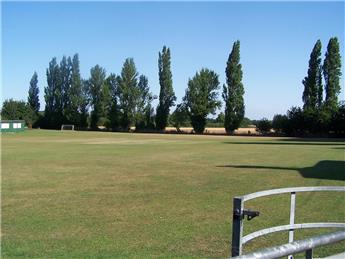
234;209;260;221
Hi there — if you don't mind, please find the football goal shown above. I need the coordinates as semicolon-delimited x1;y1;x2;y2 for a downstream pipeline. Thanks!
61;124;75;131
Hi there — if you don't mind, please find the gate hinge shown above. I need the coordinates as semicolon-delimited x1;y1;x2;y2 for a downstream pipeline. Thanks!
234;209;260;221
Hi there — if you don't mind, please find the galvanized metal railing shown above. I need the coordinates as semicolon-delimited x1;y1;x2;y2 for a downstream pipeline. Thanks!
231;186;345;257
232;230;345;259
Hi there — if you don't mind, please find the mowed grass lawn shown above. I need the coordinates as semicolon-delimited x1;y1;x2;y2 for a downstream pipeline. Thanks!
1;130;345;258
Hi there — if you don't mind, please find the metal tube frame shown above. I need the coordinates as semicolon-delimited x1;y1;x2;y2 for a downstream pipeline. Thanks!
231;186;345;257
232;230;345;259
288;192;296;259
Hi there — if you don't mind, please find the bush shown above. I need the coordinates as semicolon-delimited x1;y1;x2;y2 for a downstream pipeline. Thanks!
281;105;337;137
1;99;37;127
255;118;272;135
285;106;305;135
272;114;288;134
330;102;345;136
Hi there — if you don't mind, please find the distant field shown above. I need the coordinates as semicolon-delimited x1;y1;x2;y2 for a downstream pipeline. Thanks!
1;130;345;258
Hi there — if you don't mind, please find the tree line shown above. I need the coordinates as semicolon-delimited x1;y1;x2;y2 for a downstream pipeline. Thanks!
255;37;344;137
1;42;246;134
1;38;343;136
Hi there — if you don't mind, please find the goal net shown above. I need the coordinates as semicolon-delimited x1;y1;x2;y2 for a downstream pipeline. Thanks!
61;124;75;131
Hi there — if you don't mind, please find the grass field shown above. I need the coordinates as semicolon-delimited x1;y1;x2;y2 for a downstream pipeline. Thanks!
1;130;345;258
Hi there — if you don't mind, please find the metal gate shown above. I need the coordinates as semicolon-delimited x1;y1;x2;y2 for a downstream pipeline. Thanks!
231;186;345;257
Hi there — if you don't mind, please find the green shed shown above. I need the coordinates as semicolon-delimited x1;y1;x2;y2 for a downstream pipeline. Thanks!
0;120;25;133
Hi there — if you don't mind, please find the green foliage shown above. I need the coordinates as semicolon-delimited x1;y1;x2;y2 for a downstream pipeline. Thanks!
135;75;156;130
216;112;225;124
99;82;111;127
286;106;305;135
43;55;85;129
275;105;343;137
27;72;40;113
1;99;27;120
116;59;155;131
205;113;228;128
272;114;288;134
105;74;120;130
303;107;331;134
183;68;221;133
44;57;62;129
60;56;72;120
65;54;84;126
156;46;176;130
170;103;190;132
330;101;345;136
87;65;107;129
255;118;272;134
282;107;329;136
278;38;343;137
223;41;245;134
302;40;322;111
79;80;90;129
117;58;140;130
23;37;342;136
323;37;342;112
240;117;252;127
317;69;323;108
1;99;36;126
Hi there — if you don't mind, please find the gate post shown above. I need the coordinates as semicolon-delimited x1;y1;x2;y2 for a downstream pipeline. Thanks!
232;197;244;256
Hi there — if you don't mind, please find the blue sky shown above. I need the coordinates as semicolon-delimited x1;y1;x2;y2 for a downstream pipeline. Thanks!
1;1;344;119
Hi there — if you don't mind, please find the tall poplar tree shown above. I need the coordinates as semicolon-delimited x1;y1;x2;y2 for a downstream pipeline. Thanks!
66;54;83;125
317;69;323;108
88;65;106;129
106;74;120;130
42;55;88;129
156;46;176;130
323;37;342;111
80;79;90;128
44;57;62;128
223;41;245;134
117;58;140;130
100;79;112;124
60;56;72;122
28;71;40;113
302;40;322;111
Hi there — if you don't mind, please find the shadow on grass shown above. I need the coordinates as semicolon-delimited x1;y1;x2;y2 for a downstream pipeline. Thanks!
223;140;345;146
218;160;345;181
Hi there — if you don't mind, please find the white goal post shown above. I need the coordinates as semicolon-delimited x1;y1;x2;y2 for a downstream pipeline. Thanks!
61;124;75;131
